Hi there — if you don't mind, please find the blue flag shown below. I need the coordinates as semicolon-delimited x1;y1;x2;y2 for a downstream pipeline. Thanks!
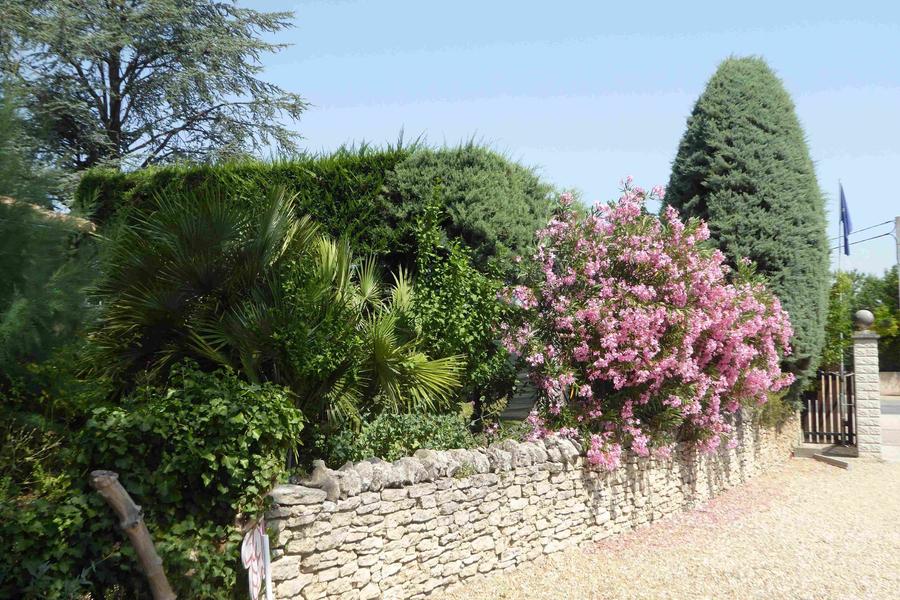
840;184;852;255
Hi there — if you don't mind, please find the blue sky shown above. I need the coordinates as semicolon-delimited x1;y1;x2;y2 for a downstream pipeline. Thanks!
252;0;900;275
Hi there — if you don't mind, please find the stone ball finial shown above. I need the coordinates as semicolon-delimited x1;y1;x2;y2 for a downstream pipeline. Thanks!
854;309;875;330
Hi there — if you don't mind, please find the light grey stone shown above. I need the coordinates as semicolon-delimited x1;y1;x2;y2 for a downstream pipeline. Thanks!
275;573;314;597
301;461;341;501
359;583;381;600
266;412;798;600
269;484;327;506
484;446;512;471
395;457;429;485
354;461;374;492
338;463;362;498
270;554;302;582
366;457;390;491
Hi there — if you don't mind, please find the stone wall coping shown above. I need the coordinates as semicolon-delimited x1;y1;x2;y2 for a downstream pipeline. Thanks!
271;417;766;504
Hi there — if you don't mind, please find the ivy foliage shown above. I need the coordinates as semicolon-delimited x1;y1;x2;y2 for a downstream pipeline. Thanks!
665;57;830;389
0;362;302;599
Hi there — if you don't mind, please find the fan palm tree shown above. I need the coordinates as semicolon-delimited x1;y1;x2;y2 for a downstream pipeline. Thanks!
284;239;464;424
89;185;462;423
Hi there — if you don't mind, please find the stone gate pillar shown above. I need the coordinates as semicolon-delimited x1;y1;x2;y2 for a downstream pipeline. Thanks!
852;310;881;459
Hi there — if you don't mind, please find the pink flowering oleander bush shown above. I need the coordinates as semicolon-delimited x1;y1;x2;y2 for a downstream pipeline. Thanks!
500;179;795;470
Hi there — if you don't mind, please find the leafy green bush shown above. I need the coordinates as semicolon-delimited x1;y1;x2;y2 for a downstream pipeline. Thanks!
412;204;517;420
821;272;854;371
756;392;796;429
0;197;96;386
1;363;302;599
320;412;476;466
0;84;60;206
822;267;900;372
83;363;303;520
387;144;553;271
665;57;830;391
0;467;99;599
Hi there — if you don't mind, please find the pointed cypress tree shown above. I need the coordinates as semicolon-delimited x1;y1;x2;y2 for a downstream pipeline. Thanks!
665;57;829;389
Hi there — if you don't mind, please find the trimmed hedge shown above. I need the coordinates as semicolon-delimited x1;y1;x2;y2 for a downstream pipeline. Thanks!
386;144;553;271
75;144;554;273
76;146;409;263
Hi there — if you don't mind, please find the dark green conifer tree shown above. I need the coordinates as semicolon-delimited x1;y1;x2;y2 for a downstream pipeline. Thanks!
665;57;829;389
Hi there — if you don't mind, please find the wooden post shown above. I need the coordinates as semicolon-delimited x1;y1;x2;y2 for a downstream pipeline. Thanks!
89;470;177;600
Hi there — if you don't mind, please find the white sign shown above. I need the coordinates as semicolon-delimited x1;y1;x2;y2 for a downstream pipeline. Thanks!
241;519;274;600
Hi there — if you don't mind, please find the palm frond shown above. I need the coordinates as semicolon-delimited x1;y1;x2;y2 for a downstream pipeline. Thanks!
389;267;414;314
360;309;463;415
314;237;353;297
355;255;382;312
398;353;465;412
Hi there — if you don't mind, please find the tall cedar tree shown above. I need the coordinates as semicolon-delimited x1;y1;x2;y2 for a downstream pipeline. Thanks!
665;57;829;389
0;0;307;170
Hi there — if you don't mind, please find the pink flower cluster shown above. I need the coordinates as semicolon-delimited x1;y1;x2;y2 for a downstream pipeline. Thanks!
502;182;795;465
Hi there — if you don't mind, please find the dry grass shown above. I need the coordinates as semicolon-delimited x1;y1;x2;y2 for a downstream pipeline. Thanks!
443;458;900;600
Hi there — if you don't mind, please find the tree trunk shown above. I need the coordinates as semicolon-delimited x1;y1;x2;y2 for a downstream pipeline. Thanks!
89;470;177;600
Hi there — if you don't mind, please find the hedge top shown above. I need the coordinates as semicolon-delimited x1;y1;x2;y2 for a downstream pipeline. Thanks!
75;144;554;273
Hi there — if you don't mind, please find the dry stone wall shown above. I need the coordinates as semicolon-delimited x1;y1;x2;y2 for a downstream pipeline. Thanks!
267;413;799;600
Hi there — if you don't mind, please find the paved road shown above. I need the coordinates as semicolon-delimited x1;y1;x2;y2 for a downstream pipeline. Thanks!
882;398;900;415
883;397;900;462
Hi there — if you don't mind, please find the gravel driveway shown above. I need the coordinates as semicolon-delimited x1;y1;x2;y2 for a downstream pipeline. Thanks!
443;458;900;600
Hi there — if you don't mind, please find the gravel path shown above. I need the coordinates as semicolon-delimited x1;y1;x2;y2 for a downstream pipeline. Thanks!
443;458;900;600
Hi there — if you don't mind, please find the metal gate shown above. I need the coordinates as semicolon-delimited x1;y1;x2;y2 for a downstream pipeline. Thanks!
801;370;856;445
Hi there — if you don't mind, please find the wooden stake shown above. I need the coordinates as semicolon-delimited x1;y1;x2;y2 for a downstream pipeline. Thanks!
89;470;177;600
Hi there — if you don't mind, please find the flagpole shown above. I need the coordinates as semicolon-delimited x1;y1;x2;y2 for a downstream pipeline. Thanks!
837;181;846;444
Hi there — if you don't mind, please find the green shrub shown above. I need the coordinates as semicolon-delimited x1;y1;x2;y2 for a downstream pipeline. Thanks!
0;200;96;385
320;412;476;466
83;363;303;520
0;469;100;599
412;204;517;420
853;267;900;371
821;272;854;371
0;363;302;599
87;183;462;421
386;144;553;271
822;268;900;372
665;57;829;392
756;392;796;429
0;83;61;207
